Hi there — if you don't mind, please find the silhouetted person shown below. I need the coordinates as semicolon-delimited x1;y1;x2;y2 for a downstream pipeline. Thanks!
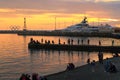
91;60;95;72
113;53;119;57
66;63;75;71
41;38;43;43
78;39;80;45
19;74;31;80
48;40;50;44
109;62;117;73
36;40;40;44
112;40;114;46
26;74;31;80
99;40;101;46
98;52;103;64
63;42;65;45
68;39;70;45
87;58;90;64
32;73;38;80
45;40;47;44
58;38;61;45
30;38;33;42
19;74;26;80
81;39;83;45
71;39;73;45
88;39;90;45
52;40;54;44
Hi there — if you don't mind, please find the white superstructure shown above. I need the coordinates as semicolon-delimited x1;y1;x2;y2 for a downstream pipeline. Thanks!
61;17;114;33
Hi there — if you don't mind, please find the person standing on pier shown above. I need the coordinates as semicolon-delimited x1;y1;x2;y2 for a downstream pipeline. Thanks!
58;38;61;45
68;39;70;45
52;40;54;44
71;39;73;45
112;40;114;46
98;52;103;64
41;38;43;43
99;40;101;46
78;39;80;45
45;40;47;44
87;39;90;45
81;39;83;45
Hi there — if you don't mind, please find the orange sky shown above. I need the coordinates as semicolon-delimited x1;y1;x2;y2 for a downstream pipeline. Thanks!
0;0;120;30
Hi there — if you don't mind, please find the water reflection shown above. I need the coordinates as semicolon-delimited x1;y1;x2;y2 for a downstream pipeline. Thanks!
0;34;117;80
28;49;113;74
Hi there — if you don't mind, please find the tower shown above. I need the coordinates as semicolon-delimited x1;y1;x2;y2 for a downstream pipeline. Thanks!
23;18;27;31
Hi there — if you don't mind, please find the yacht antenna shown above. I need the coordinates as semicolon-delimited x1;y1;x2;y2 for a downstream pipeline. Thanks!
98;17;100;26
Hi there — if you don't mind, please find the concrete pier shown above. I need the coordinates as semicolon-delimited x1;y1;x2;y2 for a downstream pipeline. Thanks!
28;43;120;53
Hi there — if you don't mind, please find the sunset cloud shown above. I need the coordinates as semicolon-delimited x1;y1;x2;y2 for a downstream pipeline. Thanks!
0;0;120;30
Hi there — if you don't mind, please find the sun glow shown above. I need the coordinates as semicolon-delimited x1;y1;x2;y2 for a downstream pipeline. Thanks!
0;7;119;30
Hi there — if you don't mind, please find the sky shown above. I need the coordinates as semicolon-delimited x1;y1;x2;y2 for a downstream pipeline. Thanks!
0;0;120;30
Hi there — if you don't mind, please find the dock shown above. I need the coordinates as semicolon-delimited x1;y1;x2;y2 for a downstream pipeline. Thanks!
17;30;120;39
28;43;120;53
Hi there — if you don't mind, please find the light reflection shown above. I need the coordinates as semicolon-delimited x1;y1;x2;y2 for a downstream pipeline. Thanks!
0;34;119;79
28;49;113;75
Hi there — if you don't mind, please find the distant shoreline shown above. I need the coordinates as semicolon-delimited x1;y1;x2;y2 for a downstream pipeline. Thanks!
18;30;120;39
0;30;120;39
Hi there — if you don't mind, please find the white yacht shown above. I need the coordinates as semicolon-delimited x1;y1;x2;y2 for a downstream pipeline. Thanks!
61;17;114;33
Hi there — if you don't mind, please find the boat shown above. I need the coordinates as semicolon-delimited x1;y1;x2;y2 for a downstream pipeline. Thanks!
61;17;114;33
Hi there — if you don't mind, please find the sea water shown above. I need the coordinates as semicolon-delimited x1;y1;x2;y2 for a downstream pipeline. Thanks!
0;34;119;80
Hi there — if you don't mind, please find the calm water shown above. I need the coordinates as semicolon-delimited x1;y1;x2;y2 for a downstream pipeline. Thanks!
0;34;120;80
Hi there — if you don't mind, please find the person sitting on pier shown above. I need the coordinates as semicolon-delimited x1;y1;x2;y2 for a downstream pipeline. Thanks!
66;63;75;71
109;63;117;73
91;60;95;72
29;38;36;45
19;73;31;80
32;73;39;80
30;38;35;43
104;58;111;72
36;40;40;44
87;58;90;64
30;38;33;42
104;59;117;73
113;52;119;57
19;74;26;80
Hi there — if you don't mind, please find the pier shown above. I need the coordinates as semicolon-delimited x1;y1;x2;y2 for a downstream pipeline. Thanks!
17;30;120;39
0;29;120;39
28;43;120;53
0;30;22;34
